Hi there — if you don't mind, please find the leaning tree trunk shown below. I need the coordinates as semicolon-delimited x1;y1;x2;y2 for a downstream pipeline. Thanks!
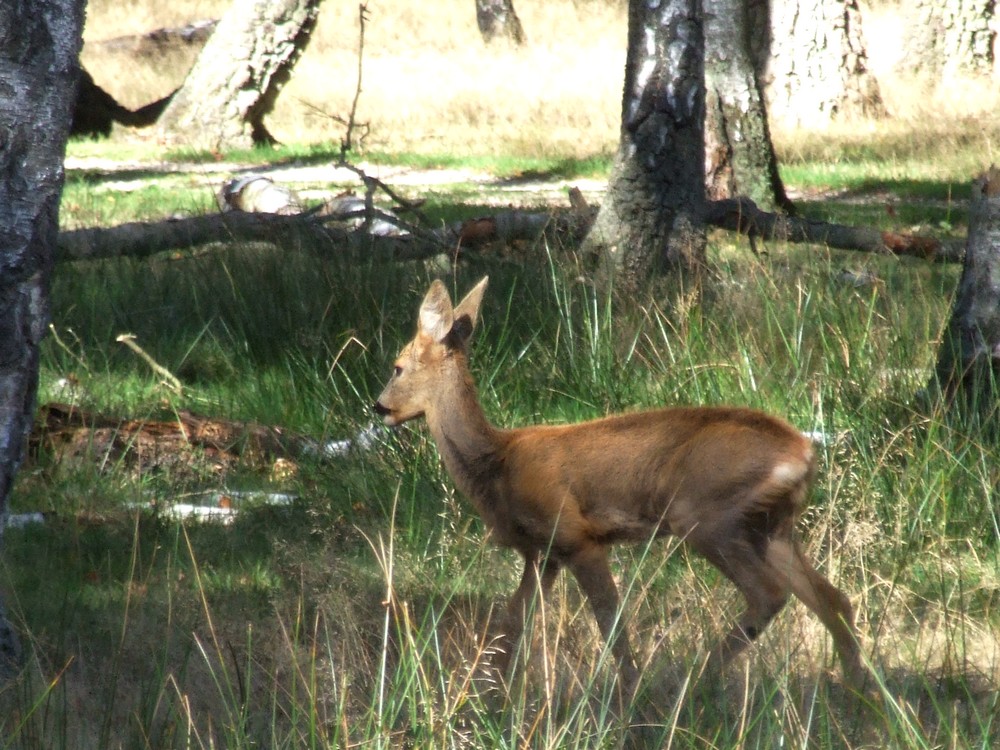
0;0;84;679
704;0;790;212
157;0;321;152
761;0;884;128
475;0;526;45
582;0;706;290
929;167;1000;420
903;0;997;79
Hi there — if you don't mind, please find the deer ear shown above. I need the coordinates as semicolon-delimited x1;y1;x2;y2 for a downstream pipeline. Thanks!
418;280;455;343
451;276;489;345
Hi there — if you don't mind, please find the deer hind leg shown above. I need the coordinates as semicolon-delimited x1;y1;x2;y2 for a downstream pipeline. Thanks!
765;538;864;686
490;551;561;682
697;536;793;669
567;544;640;694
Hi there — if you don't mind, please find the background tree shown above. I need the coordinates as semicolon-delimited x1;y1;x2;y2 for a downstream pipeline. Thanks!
582;0;706;290
760;0;884;128
156;0;321;151
903;0;997;78
704;0;790;212
929;167;1000;420
0;0;84;678
475;0;526;45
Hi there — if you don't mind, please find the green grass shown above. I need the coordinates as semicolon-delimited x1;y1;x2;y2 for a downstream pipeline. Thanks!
4;134;1000;748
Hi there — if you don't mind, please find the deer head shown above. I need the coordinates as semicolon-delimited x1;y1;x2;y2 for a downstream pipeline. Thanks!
374;277;488;426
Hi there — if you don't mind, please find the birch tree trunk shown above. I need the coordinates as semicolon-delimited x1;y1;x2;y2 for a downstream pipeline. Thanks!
904;0;998;78
582;0;706;290
704;0;789;212
475;0;526;45
156;0;321;152
762;0;884;128
0;0;84;680
929;167;1000;420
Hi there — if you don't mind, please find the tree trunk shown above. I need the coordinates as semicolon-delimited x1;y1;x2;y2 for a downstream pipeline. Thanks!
904;0;997;78
156;0;321;152
0;0;84;680
704;0;790;212
761;0;884;128
929;167;1000;420
475;0;526;45
582;0;707;290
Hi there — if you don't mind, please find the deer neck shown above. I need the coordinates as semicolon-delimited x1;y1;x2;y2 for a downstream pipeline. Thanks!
424;356;503;501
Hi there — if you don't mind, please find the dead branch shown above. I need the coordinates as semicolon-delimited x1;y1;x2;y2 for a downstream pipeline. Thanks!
337;3;370;157
703;196;964;262
56;210;447;263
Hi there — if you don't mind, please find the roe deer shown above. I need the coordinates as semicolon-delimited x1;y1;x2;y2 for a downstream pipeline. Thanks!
374;277;864;694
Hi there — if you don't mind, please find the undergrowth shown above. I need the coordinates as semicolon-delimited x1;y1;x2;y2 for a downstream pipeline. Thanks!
2;205;998;748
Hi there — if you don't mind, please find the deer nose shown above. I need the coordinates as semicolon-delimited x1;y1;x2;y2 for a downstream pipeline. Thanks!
374;401;390;416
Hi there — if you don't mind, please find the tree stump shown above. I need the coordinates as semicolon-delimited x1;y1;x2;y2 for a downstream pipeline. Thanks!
929;166;1000;420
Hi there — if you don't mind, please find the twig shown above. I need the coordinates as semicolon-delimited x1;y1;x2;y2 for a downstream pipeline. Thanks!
325;206;435;242
116;333;184;395
334;161;431;226
48;324;91;374
340;3;370;158
303;3;431;233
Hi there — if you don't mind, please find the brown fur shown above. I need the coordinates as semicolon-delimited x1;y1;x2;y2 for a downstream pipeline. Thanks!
375;277;863;694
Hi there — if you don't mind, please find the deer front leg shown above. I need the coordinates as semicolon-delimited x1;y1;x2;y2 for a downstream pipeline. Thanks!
489;551;561;684
567;544;640;695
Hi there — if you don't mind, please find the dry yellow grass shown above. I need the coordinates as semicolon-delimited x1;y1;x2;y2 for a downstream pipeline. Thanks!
83;0;1000;187
82;0;627;157
80;0;1000;169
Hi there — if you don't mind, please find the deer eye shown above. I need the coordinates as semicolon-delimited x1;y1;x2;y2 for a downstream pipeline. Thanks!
393;365;403;377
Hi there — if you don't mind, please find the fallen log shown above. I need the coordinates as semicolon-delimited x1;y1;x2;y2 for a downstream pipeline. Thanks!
703;196;964;262
30;402;309;473
57;188;963;264
29;402;382;477
57;210;446;263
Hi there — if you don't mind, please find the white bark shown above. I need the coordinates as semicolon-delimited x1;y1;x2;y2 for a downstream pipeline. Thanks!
762;0;884;128
157;0;321;151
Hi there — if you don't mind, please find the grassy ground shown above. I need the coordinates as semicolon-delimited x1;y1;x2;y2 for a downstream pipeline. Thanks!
1;1;999;748
8;187;999;747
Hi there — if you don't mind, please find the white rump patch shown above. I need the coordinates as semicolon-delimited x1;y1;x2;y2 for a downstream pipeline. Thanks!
769;461;806;489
